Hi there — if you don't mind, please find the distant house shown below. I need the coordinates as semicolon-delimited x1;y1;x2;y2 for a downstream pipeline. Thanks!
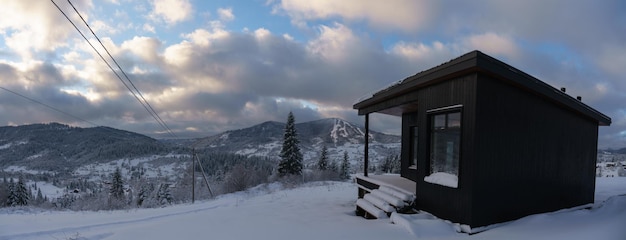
352;51;611;232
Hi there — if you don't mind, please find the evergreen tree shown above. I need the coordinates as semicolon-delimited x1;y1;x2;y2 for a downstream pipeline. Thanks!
340;151;350;180
36;188;44;204
317;146;329;171
6;177;28;206
0;177;7;206
6;178;16;207
109;168;124;200
156;183;173;205
136;183;154;207
277;112;303;176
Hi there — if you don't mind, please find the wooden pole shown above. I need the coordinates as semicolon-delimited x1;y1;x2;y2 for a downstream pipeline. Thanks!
192;148;195;203
364;114;369;177
195;155;214;198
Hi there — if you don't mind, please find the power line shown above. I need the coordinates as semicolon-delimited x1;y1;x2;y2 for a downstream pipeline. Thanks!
0;86;100;127
65;0;175;137
50;0;176;137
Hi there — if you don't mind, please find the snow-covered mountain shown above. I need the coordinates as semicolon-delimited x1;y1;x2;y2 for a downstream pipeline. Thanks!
0;119;399;177
0;123;173;171
193;118;400;166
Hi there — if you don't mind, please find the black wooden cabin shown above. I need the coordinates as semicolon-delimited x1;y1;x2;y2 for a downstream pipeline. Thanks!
353;50;611;230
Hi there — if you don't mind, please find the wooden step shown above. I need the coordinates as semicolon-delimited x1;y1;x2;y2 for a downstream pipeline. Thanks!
371;189;405;208
379;185;415;203
356;199;387;219
364;194;395;213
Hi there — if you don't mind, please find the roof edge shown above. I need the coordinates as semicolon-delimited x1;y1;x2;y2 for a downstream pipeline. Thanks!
353;50;611;126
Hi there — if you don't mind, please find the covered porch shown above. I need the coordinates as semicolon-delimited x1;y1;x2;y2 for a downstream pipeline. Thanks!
354;104;417;219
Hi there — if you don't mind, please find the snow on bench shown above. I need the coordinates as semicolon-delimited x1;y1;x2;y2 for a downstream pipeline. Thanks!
379;185;414;202
364;194;395;213
371;189;405;208
356;199;387;219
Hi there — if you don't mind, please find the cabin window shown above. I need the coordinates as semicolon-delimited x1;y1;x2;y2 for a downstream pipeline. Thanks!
425;109;461;188
410;126;418;168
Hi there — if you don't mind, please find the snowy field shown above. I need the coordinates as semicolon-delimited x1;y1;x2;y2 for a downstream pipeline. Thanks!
1;178;625;240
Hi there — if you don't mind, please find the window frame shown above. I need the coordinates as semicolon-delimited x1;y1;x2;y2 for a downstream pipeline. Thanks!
426;105;463;188
409;125;418;169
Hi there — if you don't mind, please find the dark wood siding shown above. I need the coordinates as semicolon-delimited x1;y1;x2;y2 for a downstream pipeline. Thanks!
413;73;478;225
401;112;418;181
470;73;599;227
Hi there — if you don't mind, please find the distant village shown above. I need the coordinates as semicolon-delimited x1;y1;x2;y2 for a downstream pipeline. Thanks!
597;151;626;177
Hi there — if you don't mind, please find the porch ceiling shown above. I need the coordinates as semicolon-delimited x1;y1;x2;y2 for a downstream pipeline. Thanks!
357;91;420;116
377;103;419;116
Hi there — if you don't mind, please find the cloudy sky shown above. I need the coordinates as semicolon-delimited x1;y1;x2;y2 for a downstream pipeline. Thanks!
0;0;624;148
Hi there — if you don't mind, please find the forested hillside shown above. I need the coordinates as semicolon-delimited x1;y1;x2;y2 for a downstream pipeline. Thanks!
0;123;173;171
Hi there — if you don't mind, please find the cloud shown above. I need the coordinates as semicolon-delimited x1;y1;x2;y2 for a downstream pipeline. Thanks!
274;0;437;32
23;22;416;136
0;0;94;60
91;20;118;35
120;36;163;63
463;32;520;59
217;8;235;22
149;0;193;25
143;23;156;33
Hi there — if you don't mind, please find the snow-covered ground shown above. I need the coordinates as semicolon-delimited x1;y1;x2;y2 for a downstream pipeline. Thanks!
1;178;626;240
3;166;53;175
25;181;65;200
72;154;189;181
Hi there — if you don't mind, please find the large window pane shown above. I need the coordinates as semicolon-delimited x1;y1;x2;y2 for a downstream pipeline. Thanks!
426;110;461;188
448;112;461;128
433;114;446;129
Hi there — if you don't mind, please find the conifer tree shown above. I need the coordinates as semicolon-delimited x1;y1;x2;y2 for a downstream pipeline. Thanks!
156;183;173;205
6;178;16;207
36;188;44;204
0;177;7;206
6;177;29;206
317;146;329;171
278;112;303;176
110;168;124;201
340;151;350;180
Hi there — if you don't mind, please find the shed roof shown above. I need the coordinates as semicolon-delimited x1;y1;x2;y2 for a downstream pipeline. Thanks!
353;50;611;126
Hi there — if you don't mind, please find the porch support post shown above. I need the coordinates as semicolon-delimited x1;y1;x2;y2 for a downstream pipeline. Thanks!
364;113;369;176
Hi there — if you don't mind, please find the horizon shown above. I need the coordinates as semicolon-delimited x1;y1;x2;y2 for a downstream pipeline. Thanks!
0;116;394;140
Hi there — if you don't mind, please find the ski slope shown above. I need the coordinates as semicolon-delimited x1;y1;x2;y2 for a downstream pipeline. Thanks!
1;178;626;240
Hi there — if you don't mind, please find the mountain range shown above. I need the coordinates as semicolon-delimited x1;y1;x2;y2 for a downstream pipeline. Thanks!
0;123;171;172
193;118;400;166
0;118;400;172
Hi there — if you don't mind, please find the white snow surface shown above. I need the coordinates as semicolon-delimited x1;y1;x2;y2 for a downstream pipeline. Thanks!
26;181;65;200
0;141;27;150
3;166;52;175
424;172;458;188
1;178;626;240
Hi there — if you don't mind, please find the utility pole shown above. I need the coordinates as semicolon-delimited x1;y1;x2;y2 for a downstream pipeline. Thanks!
192;148;195;203
191;148;213;204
